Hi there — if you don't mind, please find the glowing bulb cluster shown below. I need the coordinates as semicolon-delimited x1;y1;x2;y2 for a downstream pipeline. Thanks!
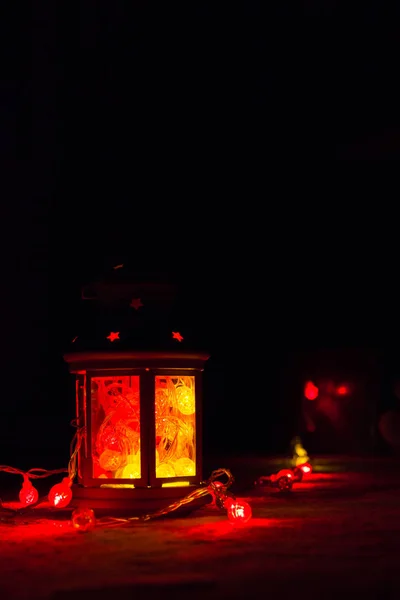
116;453;141;479
153;376;197;479
155;457;196;479
156;463;176;478
99;449;125;472
92;375;198;483
175;385;195;415
173;457;196;476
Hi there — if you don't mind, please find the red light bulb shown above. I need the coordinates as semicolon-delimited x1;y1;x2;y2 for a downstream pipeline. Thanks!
274;469;294;491
275;469;293;479
71;507;96;532
300;463;312;474
49;477;73;508
19;476;39;506
292;462;312;482
227;499;252;525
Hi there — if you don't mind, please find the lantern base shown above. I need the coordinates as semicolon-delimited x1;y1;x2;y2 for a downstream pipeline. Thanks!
70;484;209;516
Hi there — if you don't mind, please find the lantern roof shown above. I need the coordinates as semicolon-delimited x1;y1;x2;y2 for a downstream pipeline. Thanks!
63;265;211;363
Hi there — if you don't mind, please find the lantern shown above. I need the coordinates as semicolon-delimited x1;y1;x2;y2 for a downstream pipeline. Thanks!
63;275;210;511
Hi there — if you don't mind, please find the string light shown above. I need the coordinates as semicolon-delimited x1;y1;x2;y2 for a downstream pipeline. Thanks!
0;463;68;506
255;472;292;491
71;507;96;532
254;459;313;492
208;480;224;506
2;469;242;531
48;477;73;508
0;422;85;509
292;462;312;482
224;498;252;525
19;475;39;506
1;461;252;531
48;425;84;507
94;468;252;529
271;469;294;491
0;412;250;530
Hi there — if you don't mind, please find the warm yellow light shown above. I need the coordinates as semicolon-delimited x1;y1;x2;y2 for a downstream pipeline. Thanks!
156;463;176;478
99;449;125;472
162;481;190;487
155;376;196;481
295;456;309;466
294;444;308;457
127;453;140;464
100;484;135;488
121;464;141;479
173;457;196;476
176;385;195;415
114;451;141;479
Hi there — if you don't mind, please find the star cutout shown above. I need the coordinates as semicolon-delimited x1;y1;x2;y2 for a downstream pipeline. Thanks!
130;297;143;310
172;331;184;342
107;331;120;342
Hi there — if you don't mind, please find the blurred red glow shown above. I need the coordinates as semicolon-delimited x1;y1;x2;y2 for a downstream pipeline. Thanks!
184;518;273;538
304;381;319;400
0;519;71;541
336;385;349;395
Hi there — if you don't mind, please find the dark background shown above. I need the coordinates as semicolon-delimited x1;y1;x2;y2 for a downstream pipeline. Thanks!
2;4;400;475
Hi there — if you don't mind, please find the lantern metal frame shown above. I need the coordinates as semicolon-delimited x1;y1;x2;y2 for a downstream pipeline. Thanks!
64;351;209;511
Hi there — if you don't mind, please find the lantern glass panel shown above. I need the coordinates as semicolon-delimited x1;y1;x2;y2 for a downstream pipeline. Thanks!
91;376;141;479
155;375;196;478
